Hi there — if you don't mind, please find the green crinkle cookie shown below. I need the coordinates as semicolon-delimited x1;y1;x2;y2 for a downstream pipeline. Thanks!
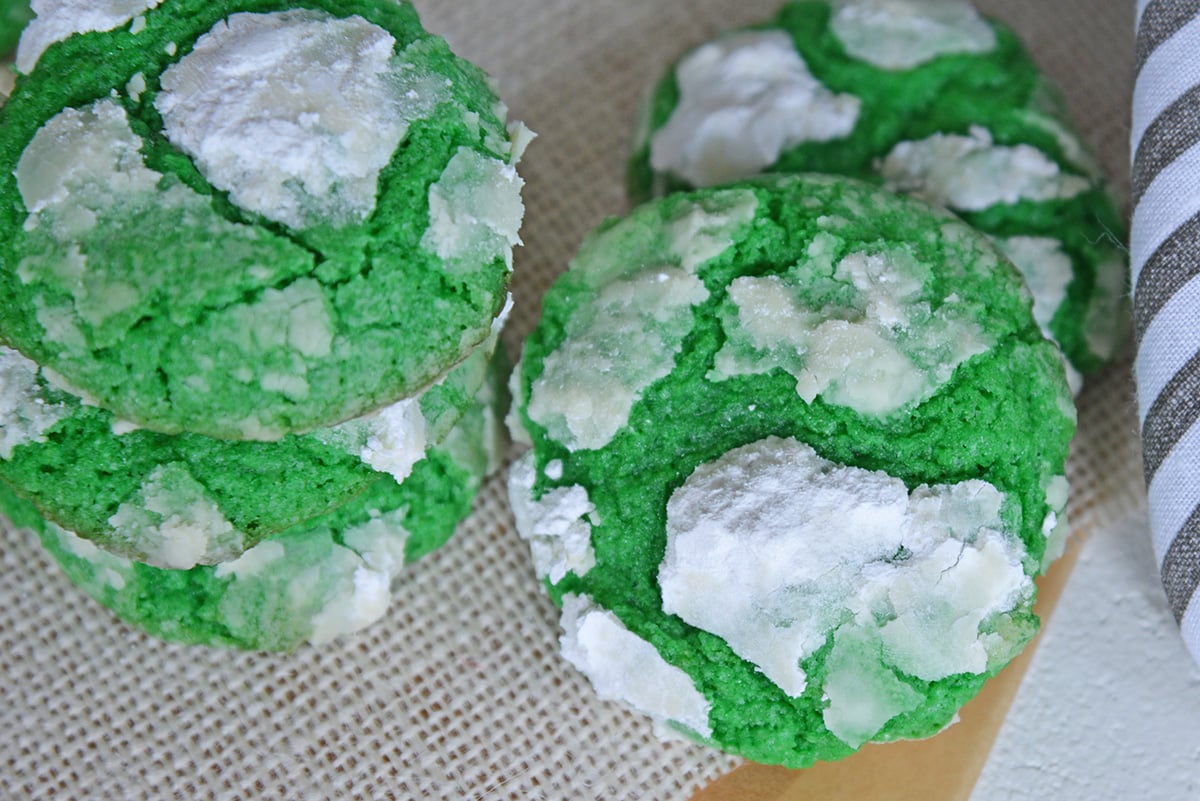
7;386;502;651
0;0;529;439
627;0;1126;382
508;175;1075;767
0;314;502;569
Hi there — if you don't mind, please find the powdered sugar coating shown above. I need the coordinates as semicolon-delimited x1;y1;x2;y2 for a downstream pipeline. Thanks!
879;126;1090;211
1039;474;1071;569
710;240;990;416
107;462;244;570
0;346;69;459
829;0;996;70
527;192;756;450
51;523;133;593
659;436;1031;717
423;147;526;271
212;279;335;434
508;454;597;584
17;99;159;223
822;626;922;747
651;30;859;187
560;594;713;738
528;267;708;450
994;236;1073;333
994;235;1082;393
16;0;162;73
156;10;436;230
357;400;428;483
307;509;412;645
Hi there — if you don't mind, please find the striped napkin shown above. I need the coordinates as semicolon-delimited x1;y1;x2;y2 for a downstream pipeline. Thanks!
1133;0;1200;664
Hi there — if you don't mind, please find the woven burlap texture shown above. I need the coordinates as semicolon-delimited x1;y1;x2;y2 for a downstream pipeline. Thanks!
1;1;1139;799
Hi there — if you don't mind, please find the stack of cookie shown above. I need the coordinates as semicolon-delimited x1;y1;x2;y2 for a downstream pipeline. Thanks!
0;0;528;650
508;0;1123;767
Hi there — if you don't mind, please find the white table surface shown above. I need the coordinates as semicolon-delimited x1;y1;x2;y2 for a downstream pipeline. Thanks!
971;501;1200;800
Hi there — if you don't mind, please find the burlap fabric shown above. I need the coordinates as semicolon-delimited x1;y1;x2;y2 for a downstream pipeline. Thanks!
0;1;1141;799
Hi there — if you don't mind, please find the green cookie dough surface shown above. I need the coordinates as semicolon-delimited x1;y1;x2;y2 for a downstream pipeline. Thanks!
0;0;528;439
0;0;29;54
508;175;1075;767
627;0;1126;379
6;388;501;651
0;314;502;569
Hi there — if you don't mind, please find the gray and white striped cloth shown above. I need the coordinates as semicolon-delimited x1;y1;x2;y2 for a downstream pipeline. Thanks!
1133;0;1200;664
